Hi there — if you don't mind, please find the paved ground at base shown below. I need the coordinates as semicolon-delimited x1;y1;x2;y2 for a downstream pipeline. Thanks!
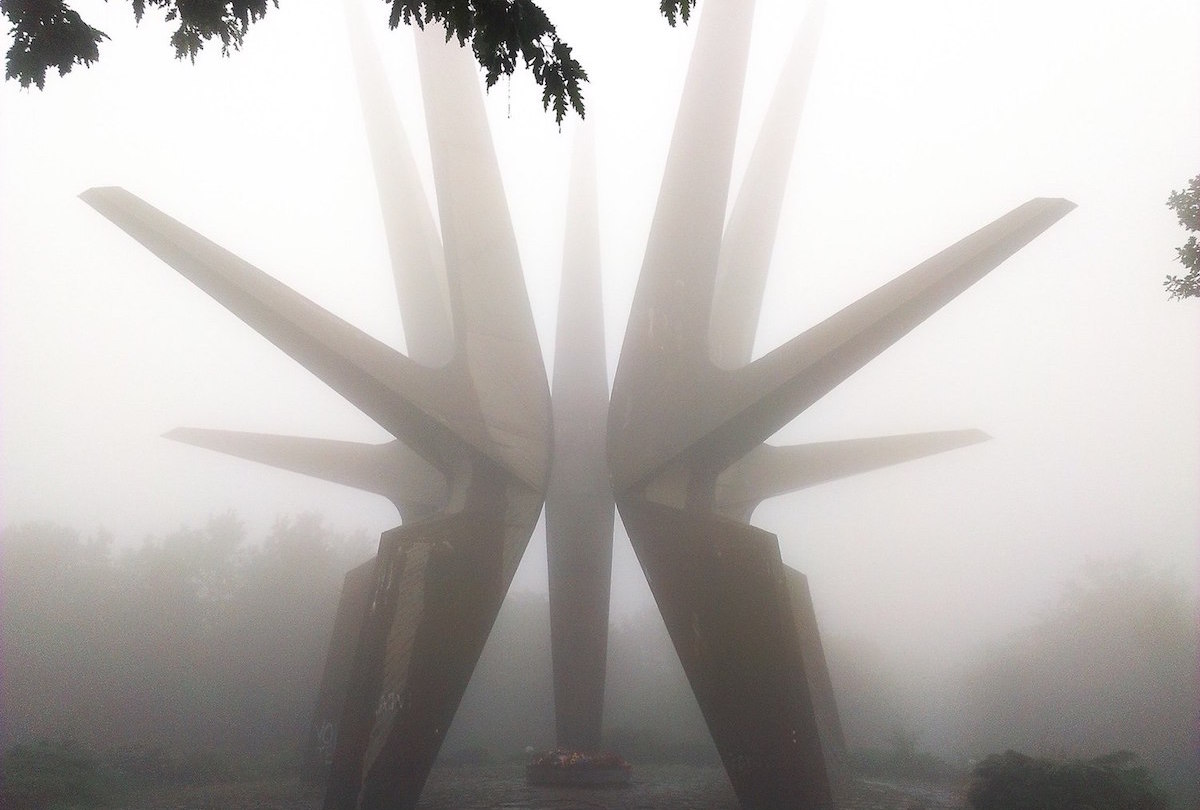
123;766;968;809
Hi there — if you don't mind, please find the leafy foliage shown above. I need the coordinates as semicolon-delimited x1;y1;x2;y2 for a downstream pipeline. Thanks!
136;0;274;63
1;0;274;89
1;0;108;89
1164;173;1200;299
659;0;696;27
2;0;699;123
968;750;1168;810
386;0;586;123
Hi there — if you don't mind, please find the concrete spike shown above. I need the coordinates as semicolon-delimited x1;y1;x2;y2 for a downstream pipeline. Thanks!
722;198;1074;464
546;127;615;751
165;428;447;521
611;0;756;386
611;197;1074;493
715;429;990;520
343;0;453;367
710;0;826;371
413;28;552;493
79;186;485;475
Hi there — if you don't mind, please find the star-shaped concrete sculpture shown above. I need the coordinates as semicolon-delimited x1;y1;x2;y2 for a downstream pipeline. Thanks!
81;0;1075;805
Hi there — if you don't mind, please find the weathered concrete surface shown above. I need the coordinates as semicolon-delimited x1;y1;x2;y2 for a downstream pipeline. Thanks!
303;559;377;776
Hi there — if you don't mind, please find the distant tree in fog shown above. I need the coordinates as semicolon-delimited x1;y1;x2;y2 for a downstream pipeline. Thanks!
0;514;371;756
441;591;554;756
0;522;118;746
2;0;698;123
822;636;910;751
1164;174;1200;299
956;559;1198;806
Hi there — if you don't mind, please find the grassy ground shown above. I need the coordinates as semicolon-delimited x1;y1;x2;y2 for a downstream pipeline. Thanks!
112;767;967;810
121;778;323;810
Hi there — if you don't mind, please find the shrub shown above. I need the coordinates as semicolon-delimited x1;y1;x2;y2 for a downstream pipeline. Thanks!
968;750;1168;810
1;739;118;809
846;726;961;782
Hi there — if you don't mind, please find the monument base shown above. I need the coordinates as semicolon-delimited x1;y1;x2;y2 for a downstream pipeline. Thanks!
525;750;632;787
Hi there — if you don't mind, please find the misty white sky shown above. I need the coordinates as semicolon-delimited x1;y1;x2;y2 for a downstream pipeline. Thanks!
2;0;1197;668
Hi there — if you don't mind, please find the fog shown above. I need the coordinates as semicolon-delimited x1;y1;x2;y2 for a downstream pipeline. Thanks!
4;520;1194;800
1;0;1198;799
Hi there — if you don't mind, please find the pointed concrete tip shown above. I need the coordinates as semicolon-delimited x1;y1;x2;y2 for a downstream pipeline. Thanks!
79;186;120;202
163;427;233;453
163;427;200;444
1036;196;1077;214
79;186;135;214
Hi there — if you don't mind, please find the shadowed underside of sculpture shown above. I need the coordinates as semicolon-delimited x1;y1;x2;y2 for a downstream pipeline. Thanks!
81;18;551;810
608;0;1073;807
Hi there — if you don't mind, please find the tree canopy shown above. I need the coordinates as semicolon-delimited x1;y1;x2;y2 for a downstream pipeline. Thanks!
0;514;373;753
956;558;1198;807
1164;173;1199;300
1;0;698;123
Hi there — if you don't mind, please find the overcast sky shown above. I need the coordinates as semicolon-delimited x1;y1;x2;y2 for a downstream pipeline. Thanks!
2;0;1197;667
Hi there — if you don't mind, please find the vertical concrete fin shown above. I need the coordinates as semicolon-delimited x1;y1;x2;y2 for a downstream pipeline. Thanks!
342;0;453;367
546;127;615;750
552;126;610;470
711;0;826;370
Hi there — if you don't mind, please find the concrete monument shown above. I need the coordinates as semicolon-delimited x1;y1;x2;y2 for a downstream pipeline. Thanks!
607;0;1073;807
82;0;1075;806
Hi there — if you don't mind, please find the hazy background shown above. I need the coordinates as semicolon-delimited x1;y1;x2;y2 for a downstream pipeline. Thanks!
2;0;1197;788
